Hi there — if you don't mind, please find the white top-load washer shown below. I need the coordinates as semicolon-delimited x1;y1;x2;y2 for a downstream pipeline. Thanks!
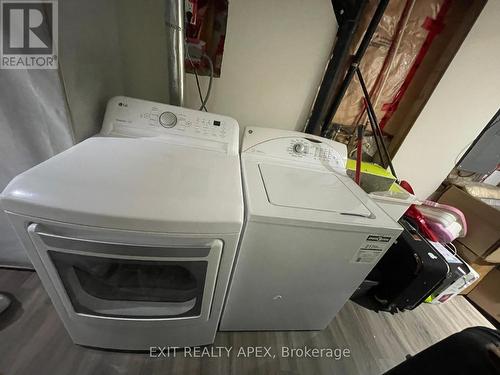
1;96;243;350
220;127;402;331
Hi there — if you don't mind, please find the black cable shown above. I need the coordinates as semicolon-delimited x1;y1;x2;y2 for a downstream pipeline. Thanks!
186;51;207;111
200;53;213;112
365;113;384;167
356;67;398;179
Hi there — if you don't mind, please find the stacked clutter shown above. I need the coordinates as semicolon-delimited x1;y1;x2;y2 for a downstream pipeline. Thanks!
344;160;483;310
397;183;480;306
413;199;480;305
350;177;482;312
437;185;500;323
402;199;481;305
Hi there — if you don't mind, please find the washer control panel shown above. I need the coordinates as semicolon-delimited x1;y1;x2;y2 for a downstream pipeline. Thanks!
245;134;347;170
100;96;239;154
286;138;344;167
292;142;306;154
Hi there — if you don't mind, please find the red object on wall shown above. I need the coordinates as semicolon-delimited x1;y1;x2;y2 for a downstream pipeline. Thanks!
184;0;228;77
379;0;453;130
185;0;198;26
352;0;415;129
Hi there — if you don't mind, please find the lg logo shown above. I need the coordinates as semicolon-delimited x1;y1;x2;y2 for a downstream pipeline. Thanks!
1;0;58;69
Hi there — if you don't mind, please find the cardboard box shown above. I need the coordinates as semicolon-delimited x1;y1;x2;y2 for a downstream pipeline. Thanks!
467;267;500;324
455;242;495;295
438;185;500;263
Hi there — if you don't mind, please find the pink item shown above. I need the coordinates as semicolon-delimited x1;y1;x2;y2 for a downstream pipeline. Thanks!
417;201;467;243
422;200;467;236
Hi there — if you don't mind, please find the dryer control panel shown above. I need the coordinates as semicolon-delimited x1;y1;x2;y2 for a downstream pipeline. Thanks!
100;96;239;154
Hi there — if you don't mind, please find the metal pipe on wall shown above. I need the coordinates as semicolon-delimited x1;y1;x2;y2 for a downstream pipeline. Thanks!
164;0;185;106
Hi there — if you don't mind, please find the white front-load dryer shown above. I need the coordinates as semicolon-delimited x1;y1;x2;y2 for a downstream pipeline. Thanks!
220;127;402;331
0;96;244;350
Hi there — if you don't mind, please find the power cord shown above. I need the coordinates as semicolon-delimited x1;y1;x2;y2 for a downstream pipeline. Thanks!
446;242;457;256
186;49;213;112
200;53;213;111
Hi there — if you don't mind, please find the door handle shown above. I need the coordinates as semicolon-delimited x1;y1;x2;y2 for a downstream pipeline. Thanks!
27;223;212;258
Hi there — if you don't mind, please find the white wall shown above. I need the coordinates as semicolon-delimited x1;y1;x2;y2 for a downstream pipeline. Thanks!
393;0;500;199
184;0;336;133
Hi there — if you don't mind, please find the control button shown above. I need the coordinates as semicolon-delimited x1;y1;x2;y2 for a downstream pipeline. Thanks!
213;120;221;126
293;143;306;154
159;111;177;128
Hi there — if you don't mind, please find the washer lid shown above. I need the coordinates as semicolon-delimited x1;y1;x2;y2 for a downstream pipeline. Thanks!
259;164;372;217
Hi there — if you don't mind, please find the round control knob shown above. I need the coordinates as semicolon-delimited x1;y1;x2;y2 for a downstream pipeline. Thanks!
159;111;177;128
293;143;306;154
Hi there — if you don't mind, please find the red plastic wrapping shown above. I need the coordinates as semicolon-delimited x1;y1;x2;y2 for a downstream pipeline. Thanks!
331;0;445;132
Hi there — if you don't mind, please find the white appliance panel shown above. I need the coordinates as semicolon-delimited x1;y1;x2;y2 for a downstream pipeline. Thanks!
221;127;402;331
1;97;244;349
259;163;371;217
221;221;398;330
101;96;239;155
7;213;240;349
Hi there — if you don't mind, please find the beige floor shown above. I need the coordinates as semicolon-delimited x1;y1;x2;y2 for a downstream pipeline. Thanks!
0;268;494;375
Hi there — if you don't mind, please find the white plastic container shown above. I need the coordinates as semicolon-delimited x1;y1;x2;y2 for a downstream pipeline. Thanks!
369;184;417;221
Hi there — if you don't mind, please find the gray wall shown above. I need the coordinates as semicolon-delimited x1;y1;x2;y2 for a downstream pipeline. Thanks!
59;0;170;141
0;70;74;267
457;111;500;174
0;0;172;267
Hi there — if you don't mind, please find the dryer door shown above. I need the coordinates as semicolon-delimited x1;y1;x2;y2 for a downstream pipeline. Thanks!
27;224;221;320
